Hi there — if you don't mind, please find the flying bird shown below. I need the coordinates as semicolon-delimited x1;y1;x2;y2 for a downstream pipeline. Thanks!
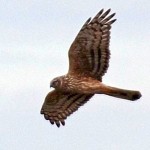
41;9;142;127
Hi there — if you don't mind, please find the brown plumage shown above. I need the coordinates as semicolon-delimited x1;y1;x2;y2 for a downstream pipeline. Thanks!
40;9;142;127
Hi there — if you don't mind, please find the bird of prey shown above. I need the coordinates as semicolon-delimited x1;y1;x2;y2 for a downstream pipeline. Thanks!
41;9;142;127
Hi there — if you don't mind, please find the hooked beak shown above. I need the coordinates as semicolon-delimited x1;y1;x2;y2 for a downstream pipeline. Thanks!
50;82;52;88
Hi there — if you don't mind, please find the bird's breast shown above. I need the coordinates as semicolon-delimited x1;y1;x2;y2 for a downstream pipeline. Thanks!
63;75;101;94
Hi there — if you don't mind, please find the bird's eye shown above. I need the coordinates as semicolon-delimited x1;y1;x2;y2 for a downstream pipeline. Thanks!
50;79;60;88
53;80;59;86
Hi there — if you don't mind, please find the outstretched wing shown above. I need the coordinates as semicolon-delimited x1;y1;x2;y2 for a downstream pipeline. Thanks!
68;9;116;81
41;90;93;127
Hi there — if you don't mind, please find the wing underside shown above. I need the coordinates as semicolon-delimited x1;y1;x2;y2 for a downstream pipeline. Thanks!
41;90;93;127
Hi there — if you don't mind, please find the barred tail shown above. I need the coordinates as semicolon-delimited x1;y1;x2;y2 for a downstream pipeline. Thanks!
98;83;141;101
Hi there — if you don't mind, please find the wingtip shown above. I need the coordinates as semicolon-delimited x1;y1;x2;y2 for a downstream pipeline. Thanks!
61;120;65;126
107;8;111;12
98;9;104;15
105;8;111;14
44;114;49;120
56;122;60;128
111;13;116;18
112;19;117;23
107;19;117;25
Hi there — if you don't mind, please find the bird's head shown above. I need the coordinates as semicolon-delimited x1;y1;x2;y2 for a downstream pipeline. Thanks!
50;76;64;89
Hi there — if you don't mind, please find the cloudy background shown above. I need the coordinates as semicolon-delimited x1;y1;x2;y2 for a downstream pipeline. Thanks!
0;0;150;150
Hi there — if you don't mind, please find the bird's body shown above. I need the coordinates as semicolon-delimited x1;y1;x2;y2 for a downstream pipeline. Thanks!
51;74;141;99
41;9;142;127
50;74;101;94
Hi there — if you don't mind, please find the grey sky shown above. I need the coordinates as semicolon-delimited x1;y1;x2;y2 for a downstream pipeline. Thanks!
0;1;150;150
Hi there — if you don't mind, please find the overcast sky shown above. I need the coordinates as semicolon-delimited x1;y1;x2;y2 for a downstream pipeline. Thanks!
0;1;150;150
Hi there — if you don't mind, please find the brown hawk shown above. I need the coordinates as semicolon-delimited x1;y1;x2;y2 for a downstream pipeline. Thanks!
41;9;142;127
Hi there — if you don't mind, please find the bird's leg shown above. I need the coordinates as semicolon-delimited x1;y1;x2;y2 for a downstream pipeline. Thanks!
96;83;141;101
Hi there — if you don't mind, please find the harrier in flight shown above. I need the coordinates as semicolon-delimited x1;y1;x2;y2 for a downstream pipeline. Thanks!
41;9;141;127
